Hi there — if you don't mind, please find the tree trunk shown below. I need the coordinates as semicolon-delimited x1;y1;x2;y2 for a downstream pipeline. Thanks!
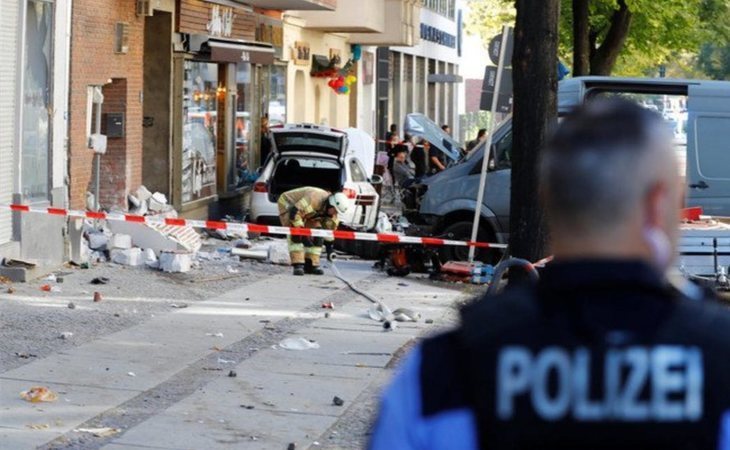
509;0;558;280
572;0;590;76
590;0;632;75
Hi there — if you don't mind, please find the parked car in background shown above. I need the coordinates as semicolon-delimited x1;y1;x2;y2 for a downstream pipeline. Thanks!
249;124;382;231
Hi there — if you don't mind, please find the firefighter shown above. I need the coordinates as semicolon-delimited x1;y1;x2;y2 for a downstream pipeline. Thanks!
278;187;351;276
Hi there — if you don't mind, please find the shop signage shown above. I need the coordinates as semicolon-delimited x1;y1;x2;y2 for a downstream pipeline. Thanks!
178;0;255;42
420;23;456;48
293;41;310;66
207;5;234;38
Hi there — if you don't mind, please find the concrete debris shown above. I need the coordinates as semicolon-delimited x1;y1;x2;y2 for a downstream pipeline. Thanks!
110;234;133;250
136;185;152;202
231;248;268;261
375;212;393;233
170;303;188;309
267;240;291;265
206;332;224;338
143;248;158;268
332;396;345;406
278;337;320;351
111;248;144;266
218;358;236;364
87;232;109;250
232;238;252;249
226;265;239;274
127;372;136;377
59;332;73;340
159;251;192;273
45;274;57;282
148;192;169;212
392;308;420;322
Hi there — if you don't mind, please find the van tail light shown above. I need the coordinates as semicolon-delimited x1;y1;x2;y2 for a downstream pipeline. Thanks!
343;188;357;199
253;182;268;193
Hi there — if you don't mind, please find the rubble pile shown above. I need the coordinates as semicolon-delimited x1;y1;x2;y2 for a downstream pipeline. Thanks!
78;185;295;274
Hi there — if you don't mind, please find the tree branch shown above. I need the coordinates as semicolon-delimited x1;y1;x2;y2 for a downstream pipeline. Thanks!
572;0;591;76
590;0;632;75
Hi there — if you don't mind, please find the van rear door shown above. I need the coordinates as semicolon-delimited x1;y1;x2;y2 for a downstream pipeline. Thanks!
686;83;730;217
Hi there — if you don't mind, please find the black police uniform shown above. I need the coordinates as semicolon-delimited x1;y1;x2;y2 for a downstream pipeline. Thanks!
419;260;730;449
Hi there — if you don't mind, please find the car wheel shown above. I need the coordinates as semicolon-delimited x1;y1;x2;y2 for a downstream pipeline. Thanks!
438;221;502;264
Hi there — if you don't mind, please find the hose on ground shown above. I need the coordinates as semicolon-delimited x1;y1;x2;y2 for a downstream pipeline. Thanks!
328;259;396;330
485;257;540;297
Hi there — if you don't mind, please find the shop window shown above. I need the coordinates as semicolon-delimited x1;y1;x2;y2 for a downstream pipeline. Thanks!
268;65;287;126
182;61;218;203
21;0;53;200
235;63;252;188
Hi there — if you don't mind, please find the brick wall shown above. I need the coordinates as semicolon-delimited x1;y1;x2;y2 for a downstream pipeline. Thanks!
68;0;143;210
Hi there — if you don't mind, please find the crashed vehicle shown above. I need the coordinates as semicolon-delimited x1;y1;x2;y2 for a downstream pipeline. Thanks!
409;76;730;265
404;113;509;262
249;124;383;231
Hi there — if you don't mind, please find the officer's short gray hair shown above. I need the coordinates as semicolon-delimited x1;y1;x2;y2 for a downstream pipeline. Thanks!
540;99;675;232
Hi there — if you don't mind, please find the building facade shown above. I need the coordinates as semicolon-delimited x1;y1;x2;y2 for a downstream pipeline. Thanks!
0;0;72;268
375;0;462;141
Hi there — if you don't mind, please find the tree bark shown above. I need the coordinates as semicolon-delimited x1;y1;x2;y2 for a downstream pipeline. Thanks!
572;0;591;76
590;0;632;75
509;0;558;279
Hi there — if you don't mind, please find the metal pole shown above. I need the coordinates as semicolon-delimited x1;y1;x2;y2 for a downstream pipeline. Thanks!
94;88;102;212
468;25;510;262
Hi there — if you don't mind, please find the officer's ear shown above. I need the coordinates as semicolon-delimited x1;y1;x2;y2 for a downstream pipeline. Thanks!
644;181;669;229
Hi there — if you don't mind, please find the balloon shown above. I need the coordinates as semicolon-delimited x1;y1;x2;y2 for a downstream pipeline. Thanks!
328;79;336;88
342;86;350;94
346;75;357;85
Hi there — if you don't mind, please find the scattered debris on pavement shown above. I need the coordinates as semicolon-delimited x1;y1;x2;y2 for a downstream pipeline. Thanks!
277;337;320;351
206;332;224;338
15;352;37;359
20;386;58;403
26;423;49;430
228;370;237;378
288;443;297;450
392;307;420;322
90;277;110;285
93;292;103;303
73;427;121;437
67;302;76;309
321;302;335;309
332;396;345;406
59;332;73;340
169;303;188;309
127;372;136;377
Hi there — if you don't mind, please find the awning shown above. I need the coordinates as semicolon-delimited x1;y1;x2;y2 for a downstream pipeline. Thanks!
427;74;464;83
206;39;275;65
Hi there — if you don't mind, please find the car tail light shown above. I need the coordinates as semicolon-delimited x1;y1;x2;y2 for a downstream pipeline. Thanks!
343;188;357;199
253;182;267;193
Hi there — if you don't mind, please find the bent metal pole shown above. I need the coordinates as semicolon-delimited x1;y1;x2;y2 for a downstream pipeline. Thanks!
469;25;511;262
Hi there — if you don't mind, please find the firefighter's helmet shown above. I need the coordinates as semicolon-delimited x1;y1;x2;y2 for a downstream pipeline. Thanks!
329;192;351;215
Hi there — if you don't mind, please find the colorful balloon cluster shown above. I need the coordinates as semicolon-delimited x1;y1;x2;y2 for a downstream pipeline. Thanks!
325;44;363;95
328;74;357;95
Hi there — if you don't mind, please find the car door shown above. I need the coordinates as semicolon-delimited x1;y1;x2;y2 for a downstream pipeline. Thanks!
686;83;730;216
345;157;379;230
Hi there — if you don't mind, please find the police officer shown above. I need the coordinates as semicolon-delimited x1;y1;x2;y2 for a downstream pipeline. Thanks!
369;99;730;449
278;187;351;276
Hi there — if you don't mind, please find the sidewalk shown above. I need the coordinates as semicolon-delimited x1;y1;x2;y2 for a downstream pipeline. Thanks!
1;261;470;449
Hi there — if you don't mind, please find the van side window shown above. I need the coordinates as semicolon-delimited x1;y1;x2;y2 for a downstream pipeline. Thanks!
470;130;512;175
349;159;367;182
696;117;730;180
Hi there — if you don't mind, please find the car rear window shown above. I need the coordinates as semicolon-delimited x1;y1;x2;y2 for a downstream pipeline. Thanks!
273;132;343;156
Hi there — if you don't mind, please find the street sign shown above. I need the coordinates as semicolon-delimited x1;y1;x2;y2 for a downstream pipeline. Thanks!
480;66;513;113
488;29;514;66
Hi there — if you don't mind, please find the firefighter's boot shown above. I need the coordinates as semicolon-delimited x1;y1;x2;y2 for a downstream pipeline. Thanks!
304;259;324;275
292;264;305;276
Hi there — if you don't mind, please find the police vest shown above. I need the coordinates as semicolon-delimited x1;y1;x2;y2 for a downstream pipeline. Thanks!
419;265;730;450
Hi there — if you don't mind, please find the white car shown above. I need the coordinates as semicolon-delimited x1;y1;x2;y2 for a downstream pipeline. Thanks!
249;124;382;231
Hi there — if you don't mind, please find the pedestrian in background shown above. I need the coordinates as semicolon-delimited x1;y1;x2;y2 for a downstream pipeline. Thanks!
467;128;487;153
410;139;430;179
369;99;730;449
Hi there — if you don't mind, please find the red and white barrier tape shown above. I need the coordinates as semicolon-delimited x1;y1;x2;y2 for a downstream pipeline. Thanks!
1;204;508;250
